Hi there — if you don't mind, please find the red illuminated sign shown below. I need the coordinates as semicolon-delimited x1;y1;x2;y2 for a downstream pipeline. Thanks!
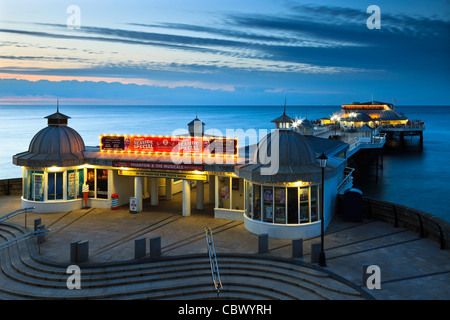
101;135;237;155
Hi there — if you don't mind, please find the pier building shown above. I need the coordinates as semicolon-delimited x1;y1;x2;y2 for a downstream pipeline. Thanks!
12;108;360;239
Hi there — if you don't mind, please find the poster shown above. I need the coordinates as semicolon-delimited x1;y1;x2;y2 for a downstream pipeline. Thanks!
263;188;273;202
220;186;229;199
68;172;75;199
275;188;285;203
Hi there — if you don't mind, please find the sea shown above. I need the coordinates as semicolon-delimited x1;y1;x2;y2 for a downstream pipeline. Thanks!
1;104;449;222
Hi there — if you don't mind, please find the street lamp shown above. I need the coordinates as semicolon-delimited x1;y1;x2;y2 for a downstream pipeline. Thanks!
317;152;328;267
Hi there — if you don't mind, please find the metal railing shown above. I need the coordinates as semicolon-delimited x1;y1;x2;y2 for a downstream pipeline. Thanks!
337;167;355;191
0;228;50;252
205;227;223;296
0;207;35;224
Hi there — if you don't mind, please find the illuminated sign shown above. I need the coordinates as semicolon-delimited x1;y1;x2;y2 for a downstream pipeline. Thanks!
118;170;208;181
342;105;387;110
100;135;237;156
113;161;204;171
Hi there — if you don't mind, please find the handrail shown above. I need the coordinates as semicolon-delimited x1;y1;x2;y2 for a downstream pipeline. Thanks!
205;227;223;296
0;207;35;224
0;228;51;252
337;167;354;191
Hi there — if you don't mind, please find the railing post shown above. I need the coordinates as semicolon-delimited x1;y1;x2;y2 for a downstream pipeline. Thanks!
416;213;425;238
392;205;399;228
436;223;445;250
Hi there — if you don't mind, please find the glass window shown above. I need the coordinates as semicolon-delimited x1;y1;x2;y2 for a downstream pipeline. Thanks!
246;182;253;219
97;169;108;199
67;169;85;200
299;187;309;223
87;168;96;198
218;176;230;209
263;187;273;223
28;170;44;201
287;187;298;224
311;186;318;222
67;170;76;200
274;187;286;224
48;172;63;200
253;184;261;221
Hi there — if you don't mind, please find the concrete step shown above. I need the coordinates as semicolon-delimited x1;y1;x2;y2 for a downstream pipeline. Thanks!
0;223;366;300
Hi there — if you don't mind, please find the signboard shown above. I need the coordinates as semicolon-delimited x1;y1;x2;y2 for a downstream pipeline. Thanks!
118;170;208;181
129;197;137;213
101;135;237;156
113;161;204;171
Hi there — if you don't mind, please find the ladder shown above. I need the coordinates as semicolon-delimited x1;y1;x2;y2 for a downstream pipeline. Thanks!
205;227;223;295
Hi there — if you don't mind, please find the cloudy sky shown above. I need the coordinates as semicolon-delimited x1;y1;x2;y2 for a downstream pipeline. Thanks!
1;0;449;105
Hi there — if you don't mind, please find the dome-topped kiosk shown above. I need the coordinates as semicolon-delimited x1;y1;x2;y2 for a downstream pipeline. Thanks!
14;108;85;168
235;110;347;239
13;106;88;213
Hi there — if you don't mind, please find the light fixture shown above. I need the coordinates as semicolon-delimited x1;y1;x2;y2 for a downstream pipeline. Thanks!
317;153;328;168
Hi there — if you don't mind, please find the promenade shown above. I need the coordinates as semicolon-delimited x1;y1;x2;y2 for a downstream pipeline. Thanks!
1;194;449;300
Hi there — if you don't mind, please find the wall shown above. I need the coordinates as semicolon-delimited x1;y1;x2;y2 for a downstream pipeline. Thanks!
0;178;22;196
337;195;450;250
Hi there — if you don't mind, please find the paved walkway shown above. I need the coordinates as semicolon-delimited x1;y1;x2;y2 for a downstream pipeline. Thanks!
1;194;449;300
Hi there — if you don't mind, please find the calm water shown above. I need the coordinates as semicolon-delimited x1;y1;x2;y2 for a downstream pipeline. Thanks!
1;104;449;222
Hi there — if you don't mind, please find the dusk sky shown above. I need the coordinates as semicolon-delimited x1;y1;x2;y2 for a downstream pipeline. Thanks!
1;0;449;105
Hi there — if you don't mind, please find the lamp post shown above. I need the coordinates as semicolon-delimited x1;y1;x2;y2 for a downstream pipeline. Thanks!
317;153;328;267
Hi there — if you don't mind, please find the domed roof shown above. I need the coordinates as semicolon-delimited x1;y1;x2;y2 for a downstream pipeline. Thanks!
13;109;85;167
237;130;324;183
252;130;315;166
29;125;85;154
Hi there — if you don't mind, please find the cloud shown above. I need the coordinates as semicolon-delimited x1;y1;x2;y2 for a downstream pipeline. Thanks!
0;73;235;92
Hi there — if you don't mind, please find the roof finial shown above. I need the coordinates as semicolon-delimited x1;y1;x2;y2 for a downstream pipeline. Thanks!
283;98;286;115
57;98;59;113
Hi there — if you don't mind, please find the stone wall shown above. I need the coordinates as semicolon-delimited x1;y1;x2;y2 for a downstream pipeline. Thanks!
0;178;22;196
337;195;449;250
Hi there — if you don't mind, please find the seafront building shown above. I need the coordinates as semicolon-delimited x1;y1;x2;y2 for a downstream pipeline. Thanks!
13;107;387;239
319;101;425;149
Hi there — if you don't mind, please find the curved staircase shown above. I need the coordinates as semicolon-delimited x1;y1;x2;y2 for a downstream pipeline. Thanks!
0;223;369;300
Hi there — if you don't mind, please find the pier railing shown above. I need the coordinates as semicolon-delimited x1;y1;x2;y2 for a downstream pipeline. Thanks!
337;195;449;250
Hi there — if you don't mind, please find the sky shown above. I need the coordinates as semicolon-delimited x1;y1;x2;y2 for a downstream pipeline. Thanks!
0;0;449;106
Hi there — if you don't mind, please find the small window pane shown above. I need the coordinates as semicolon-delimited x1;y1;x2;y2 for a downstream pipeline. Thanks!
253;184;261;220
274;187;286;224
263;187;273;223
287;187;298;224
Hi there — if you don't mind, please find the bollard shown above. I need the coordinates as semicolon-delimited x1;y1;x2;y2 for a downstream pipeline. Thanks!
150;236;161;258
77;240;89;263
134;237;146;259
36;224;46;244
34;218;42;231
258;233;269;254
70;240;80;263
292;238;303;258
310;242;321;263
